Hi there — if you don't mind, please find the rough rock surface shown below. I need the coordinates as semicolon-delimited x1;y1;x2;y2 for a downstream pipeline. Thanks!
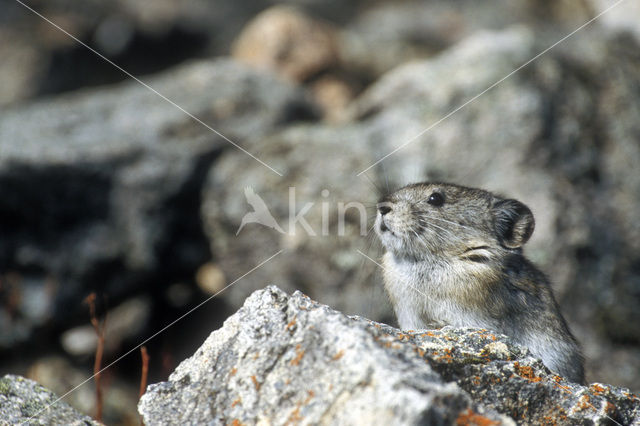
138;286;640;425
0;374;100;425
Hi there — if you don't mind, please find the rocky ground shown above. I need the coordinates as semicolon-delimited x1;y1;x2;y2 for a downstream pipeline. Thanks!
1;0;640;424
139;286;640;425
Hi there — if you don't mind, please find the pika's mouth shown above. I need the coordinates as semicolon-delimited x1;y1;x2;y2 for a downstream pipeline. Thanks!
376;201;394;235
378;215;396;237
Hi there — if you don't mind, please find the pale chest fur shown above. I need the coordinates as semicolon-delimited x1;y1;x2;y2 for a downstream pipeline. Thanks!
381;252;497;331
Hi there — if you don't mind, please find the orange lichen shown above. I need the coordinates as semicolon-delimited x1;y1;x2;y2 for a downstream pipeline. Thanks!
604;401;616;414
251;375;261;391
286;318;297;330
623;391;640;401
590;384;607;395
541;406;568;425
576;394;591;411
290;344;305;366
230;419;243;426
286;407;302;424
551;375;571;392
286;393;315;425
332;349;345;361
436;347;454;363
230;367;237;376
397;333;411;341
456;408;499;426
304;390;315;403
416;347;425;357
513;362;542;383
231;397;242;408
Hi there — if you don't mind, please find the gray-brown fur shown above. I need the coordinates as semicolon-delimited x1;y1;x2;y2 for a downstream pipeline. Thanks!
375;182;585;383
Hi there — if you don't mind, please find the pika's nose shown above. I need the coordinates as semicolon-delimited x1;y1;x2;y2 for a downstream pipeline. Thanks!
378;203;392;216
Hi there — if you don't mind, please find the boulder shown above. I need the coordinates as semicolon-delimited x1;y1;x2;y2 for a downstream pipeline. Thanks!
138;286;640;425
232;6;339;83
0;58;317;348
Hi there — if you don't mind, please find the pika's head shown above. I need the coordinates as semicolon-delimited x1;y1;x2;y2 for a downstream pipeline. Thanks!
375;182;535;262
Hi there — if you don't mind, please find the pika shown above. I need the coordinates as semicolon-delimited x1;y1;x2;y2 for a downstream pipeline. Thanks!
375;182;584;383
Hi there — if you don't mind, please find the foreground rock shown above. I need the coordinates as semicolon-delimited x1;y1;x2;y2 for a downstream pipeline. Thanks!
0;374;100;425
138;286;640;425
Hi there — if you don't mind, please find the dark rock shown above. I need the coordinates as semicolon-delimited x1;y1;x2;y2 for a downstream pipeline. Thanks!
0;374;101;425
200;123;387;320
0;58;317;349
0;0;367;106
138;286;640;425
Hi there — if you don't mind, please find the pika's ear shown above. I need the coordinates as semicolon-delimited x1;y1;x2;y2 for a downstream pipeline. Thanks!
492;199;535;249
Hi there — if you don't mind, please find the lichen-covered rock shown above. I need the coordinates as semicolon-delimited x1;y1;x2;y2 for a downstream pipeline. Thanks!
0;374;100;425
138;286;640;425
138;286;508;425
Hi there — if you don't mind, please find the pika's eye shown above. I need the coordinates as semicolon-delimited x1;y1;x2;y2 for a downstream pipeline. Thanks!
427;192;444;207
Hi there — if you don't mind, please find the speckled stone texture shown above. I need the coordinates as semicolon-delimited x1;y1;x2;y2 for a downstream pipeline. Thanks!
0;374;100;425
138;286;639;425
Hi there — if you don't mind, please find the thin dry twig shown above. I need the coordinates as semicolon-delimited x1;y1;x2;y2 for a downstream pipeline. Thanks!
84;293;107;422
139;346;150;399
139;346;150;426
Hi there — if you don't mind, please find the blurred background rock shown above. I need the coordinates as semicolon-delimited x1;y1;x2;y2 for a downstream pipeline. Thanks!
1;0;639;424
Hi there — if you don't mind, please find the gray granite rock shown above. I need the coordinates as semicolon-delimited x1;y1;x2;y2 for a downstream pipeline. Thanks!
138;286;509;425
0;374;100;425
138;286;640;425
